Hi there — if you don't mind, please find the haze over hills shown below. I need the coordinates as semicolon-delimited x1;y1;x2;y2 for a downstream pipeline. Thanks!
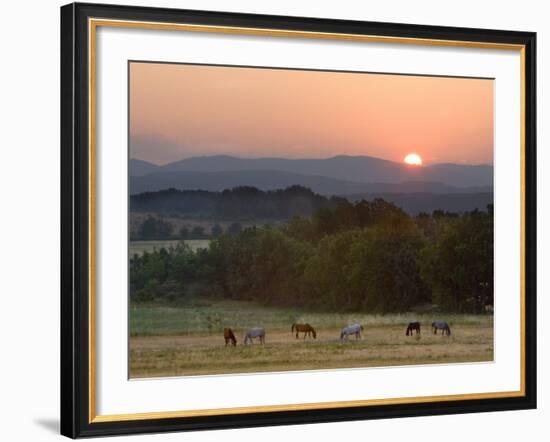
129;155;493;196
346;192;493;215
130;169;491;196
130;158;161;176
131;186;493;218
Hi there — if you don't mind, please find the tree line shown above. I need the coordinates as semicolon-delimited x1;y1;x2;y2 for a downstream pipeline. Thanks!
131;185;344;220
130;198;493;313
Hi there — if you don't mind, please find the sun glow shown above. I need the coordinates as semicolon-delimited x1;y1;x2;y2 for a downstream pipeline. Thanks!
404;153;423;166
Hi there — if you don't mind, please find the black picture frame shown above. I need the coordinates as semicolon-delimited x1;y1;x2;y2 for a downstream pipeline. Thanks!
61;2;537;438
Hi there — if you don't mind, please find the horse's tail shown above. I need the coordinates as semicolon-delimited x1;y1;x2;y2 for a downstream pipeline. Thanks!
340;331;344;341
406;326;410;336
291;323;296;333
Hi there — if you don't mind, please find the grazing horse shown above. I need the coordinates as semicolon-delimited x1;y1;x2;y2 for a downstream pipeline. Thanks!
223;328;237;346
406;322;421;336
432;321;452;336
244;327;265;345
340;323;364;341
291;323;317;339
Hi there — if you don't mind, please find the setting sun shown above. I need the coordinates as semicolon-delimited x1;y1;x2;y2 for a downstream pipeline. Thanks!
404;153;423;166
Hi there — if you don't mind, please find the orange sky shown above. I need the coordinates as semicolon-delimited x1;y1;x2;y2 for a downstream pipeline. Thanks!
129;62;493;165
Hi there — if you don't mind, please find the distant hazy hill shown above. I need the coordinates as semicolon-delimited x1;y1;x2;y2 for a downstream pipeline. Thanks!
130;155;493;188
129;169;491;196
129;158;161;176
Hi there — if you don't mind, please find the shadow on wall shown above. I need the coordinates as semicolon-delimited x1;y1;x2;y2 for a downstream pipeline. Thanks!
33;419;58;434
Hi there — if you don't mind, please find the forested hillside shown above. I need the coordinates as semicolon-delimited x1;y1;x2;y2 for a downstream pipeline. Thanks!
130;198;493;313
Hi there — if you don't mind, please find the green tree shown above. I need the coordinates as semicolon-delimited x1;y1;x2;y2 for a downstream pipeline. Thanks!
347;223;427;312
211;224;224;237
226;222;243;236
419;210;493;311
138;216;173;239
178;226;189;239
191;226;206;238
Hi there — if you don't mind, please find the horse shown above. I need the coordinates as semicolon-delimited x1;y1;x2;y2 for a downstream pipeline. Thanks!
431;321;451;336
340;323;364;341
244;327;265;345
223;328;237;346
405;322;421;336
291;323;317;339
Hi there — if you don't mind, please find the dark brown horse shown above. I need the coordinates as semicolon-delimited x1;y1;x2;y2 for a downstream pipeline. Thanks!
224;328;237;346
291;323;317;339
405;322;421;336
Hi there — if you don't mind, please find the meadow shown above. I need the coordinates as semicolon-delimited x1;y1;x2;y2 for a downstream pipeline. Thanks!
130;239;210;256
129;298;494;378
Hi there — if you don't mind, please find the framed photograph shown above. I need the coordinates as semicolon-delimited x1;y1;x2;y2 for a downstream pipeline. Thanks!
60;2;536;438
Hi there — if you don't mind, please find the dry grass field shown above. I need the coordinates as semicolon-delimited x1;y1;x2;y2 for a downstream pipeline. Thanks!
129;299;493;378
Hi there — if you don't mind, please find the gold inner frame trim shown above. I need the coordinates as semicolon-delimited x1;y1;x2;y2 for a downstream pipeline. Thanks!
88;17;527;424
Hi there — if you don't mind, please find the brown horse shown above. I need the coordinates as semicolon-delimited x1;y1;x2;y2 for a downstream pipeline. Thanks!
291;323;317;339
224;328;237;346
405;322;421;336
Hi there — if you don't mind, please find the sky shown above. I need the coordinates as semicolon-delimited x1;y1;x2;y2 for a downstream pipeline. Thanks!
129;61;494;166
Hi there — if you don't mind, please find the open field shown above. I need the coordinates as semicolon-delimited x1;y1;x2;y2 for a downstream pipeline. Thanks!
129;299;493;378
130;239;210;256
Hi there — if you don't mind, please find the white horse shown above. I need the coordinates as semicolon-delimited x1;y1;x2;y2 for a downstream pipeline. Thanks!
431;321;451;336
244;327;265;345
340;323;364;341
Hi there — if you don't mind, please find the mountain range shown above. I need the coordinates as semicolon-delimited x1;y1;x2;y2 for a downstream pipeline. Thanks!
129;155;493;196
